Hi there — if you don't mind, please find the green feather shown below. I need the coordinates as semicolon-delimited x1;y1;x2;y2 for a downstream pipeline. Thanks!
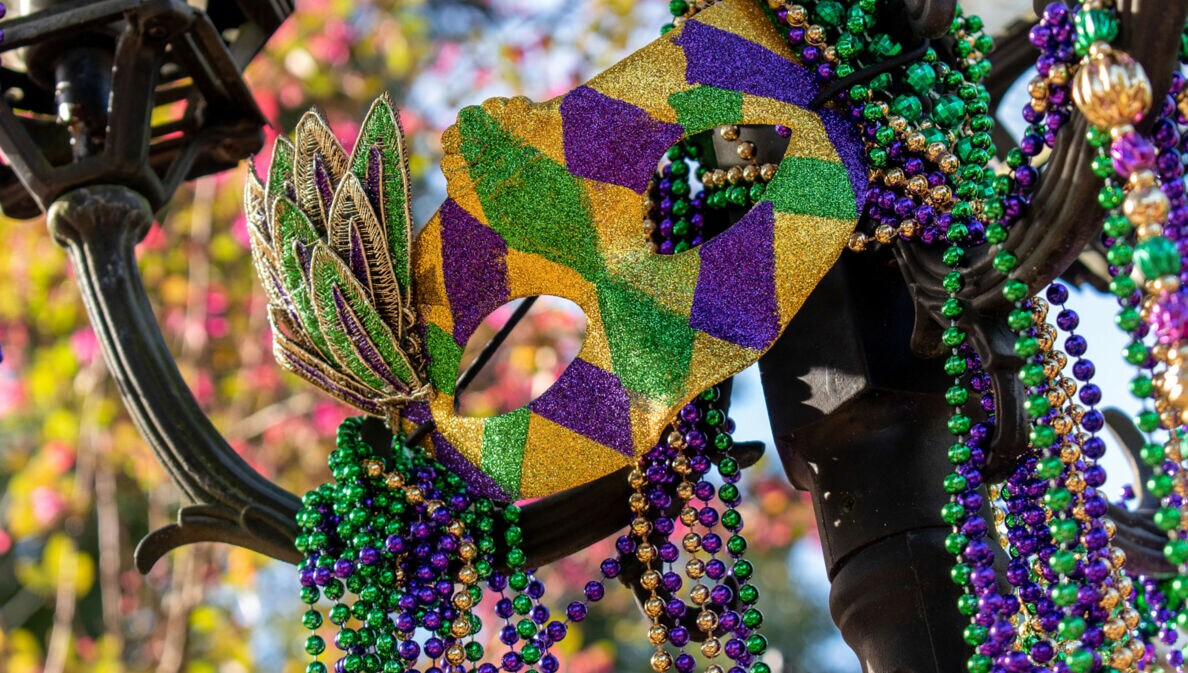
264;135;295;213
293;110;350;233
268;311;386;416
349;94;413;299
273;198;334;361
325;174;406;334
308;243;421;394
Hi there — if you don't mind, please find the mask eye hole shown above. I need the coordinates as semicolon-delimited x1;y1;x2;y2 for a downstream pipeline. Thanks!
645;126;791;255
455;296;588;418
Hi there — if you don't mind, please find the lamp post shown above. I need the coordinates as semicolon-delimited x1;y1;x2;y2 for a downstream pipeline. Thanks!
0;0;300;571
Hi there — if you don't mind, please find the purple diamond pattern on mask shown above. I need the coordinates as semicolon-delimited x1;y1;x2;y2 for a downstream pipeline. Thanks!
561;86;685;193
676;19;816;108
689;200;779;349
439;198;511;345
527;357;634;456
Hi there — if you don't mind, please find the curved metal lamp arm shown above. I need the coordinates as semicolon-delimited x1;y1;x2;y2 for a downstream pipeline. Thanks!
46;184;304;571
49;182;701;571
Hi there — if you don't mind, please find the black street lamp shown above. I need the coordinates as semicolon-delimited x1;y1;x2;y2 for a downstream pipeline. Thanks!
0;0;299;571
0;0;287;216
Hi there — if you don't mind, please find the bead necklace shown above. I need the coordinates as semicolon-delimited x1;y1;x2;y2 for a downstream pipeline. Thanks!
300;386;755;673
296;418;573;673
1068;2;1188;669
620;387;766;673
734;1;1156;671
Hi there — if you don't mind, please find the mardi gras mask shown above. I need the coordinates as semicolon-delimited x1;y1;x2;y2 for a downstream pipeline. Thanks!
245;0;865;501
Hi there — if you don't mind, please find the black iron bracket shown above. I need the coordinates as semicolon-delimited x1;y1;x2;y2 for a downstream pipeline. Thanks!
46;184;304;571
0;0;278;218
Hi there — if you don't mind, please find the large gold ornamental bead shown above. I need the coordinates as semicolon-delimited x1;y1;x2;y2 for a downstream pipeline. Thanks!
1157;364;1188;409
1073;46;1153;129
1123;186;1171;228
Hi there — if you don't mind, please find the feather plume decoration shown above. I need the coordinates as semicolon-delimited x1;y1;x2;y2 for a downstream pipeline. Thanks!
244;95;425;421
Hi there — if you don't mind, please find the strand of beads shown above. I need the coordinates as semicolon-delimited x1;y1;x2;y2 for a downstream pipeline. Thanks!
1024;4;1080;155
488;505;566;673
992;300;1072;668
619;385;767;673
628;430;677;673
1045;284;1140;671
1069;6;1188;670
646;142;708;254
1128;69;1188;667
942;347;1009;673
699;124;778;215
1032;301;1094;671
295;418;577;673
992;298;1064;673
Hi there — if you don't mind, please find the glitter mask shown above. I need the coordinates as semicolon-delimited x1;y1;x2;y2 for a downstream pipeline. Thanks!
404;0;864;500
246;0;865;502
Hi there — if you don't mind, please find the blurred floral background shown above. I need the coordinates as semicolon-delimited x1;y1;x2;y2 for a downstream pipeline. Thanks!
0;1;1042;672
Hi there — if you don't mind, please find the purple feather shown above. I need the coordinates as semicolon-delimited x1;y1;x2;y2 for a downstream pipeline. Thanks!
365;144;383;220
348;223;369;288
294;240;313;277
269;272;303;327
278;347;382;415
312;153;335;215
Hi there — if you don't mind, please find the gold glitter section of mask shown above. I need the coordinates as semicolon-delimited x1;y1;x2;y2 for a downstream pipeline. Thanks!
628;393;677;452
574;303;614;374
520;413;632;497
694;0;792;59
685;331;761;398
588;180;648;256
436;148;489;224
410;215;455;335
430;392;487;471
483;95;568;168
742;98;840;166
606;247;700;317
585;34;688;125
502;246;597;304
772;211;855;325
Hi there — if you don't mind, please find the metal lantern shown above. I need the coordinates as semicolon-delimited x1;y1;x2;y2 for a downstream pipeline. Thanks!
0;0;298;571
0;0;289;218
